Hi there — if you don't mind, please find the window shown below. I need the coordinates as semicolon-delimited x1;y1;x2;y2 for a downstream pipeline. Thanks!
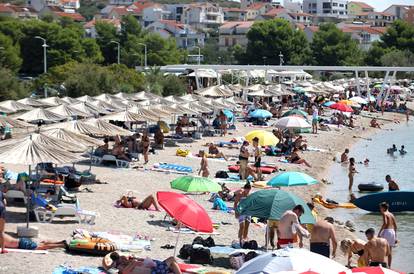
339;11;343;14
176;7;183;14
312;3;316;8
332;2;337;6
323;10;331;13
339;4;344;7
333;10;337;14
322;2;331;9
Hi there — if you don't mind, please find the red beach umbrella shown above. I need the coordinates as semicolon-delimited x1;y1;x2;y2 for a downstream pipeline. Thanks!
339;266;405;274
329;103;353;112
156;191;213;233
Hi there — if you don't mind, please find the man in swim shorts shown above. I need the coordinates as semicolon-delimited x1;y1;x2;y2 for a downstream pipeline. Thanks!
277;205;310;249
234;183;252;245
378;202;397;267
3;233;66;250
310;217;337;258
364;228;390;268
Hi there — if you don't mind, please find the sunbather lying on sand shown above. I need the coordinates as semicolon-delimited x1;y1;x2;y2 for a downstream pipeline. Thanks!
103;252;182;274
117;194;160;211
287;148;311;167
3;233;66;251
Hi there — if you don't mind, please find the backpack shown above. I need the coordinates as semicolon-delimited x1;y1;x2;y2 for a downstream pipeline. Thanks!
178;244;193;259
189;247;213;264
242;240;258;250
215;170;229;179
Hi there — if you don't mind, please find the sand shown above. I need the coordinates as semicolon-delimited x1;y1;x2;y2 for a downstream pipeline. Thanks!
1;110;406;274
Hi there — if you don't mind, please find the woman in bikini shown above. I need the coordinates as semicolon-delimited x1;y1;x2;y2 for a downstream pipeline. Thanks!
348;157;357;191
141;131;150;164
198;150;210;177
118;194;160;211
288;148;311;167
341;238;367;267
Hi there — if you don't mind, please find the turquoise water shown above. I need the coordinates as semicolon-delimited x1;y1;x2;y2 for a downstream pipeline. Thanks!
327;121;414;272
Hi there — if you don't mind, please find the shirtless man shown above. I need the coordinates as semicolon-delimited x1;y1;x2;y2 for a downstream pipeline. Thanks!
234;183;252;245
385;175;400;191
341;149;349;163
3;233;66;250
378;202;397;267
310;218;337;258
364;228;391;268
277;205;310;249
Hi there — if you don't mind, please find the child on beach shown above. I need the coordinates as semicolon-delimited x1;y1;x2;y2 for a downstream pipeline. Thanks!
348;158;357;191
198;150;209;178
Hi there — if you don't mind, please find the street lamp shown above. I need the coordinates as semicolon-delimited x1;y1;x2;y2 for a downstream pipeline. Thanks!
262;56;267;66
35;36;48;74
194;46;201;65
137;43;147;68
279;51;284;66
109;40;120;64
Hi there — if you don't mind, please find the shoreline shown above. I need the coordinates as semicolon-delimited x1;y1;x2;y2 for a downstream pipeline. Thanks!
1;110;408;273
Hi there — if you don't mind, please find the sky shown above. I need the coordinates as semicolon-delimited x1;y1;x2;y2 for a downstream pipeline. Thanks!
348;0;414;12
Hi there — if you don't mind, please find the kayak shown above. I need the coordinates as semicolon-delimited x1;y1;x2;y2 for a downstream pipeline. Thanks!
313;197;357;209
358;183;384;192
354;191;414;212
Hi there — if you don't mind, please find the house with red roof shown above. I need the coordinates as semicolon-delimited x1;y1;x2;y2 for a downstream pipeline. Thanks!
348;1;374;17
339;24;387;50
260;7;313;24
0;3;38;19
40;5;84;21
146;19;205;48
218;21;254;50
223;7;247;21
355;11;395;27
84;18;121;38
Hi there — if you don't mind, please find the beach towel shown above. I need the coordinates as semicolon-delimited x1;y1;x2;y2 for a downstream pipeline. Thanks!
155;163;193;173
179;263;207;274
212;197;228;212
167;227;219;235
53;266;105;274
4;248;48;254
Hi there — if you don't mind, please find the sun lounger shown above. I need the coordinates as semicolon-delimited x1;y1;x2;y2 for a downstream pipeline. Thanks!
101;155;130;168
5;190;27;204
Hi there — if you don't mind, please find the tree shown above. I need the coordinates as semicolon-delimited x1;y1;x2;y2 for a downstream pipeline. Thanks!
380;49;414;67
161;75;187;96
311;23;364;66
239;18;312;65
0;32;22;72
0;68;29;101
95;21;119;65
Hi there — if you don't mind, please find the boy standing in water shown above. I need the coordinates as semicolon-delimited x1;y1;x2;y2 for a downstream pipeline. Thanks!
378;202;397;268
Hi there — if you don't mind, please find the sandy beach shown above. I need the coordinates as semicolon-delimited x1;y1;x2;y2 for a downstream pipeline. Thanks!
1;110;407;274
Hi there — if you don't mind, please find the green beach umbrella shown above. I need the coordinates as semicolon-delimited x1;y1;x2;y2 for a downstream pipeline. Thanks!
267;171;318;187
281;109;308;118
170;176;221;193
293;87;305;94
238;189;315;224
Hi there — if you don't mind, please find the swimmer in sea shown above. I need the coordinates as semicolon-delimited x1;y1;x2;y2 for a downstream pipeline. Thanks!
387;144;397;154
399;145;407;155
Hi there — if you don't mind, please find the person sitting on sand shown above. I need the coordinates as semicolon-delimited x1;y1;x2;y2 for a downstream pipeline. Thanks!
399;145;407;155
112;139;131;162
287;148;311;167
198;150;209;178
293;135;307;151
104;252;182;274
341;238;367;267
370;118;381;129
208;144;227;160
341;149;349;163
118;194;160;211
3;233;66;250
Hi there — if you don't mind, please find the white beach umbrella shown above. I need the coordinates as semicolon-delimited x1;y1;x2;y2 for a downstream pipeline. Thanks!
236;248;347;274
349;96;368;105
42;128;103;148
61;97;80;104
86;119;132;136
0;116;34;128
72;102;109;115
17;98;51;107
48;104;92;118
274;116;311;129
196;85;233;98
46;120;110;137
16;108;66;123
113;92;133;100
94;93;117;102
102;110;157;122
90;100;123;112
0;100;32;112
39;96;67;106
76;95;98;103
0;105;13;114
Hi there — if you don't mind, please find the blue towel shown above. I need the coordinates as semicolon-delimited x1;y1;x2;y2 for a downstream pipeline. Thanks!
213;197;228;212
158;163;192;173
53;266;105;274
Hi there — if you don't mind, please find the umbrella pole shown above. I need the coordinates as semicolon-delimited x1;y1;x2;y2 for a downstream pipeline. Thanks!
173;222;182;257
26;165;31;228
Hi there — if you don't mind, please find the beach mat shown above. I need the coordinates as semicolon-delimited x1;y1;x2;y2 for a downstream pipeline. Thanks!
179;263;207;274
153;163;193;173
53;266;105;274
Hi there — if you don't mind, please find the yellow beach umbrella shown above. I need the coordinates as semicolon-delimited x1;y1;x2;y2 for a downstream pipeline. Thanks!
244;130;279;146
338;100;353;105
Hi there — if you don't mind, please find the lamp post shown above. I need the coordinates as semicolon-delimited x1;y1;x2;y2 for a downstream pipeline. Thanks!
109;40;120;64
194;46;201;65
279;51;284;66
137;43;147;68
262;56;267;65
34;36;48;74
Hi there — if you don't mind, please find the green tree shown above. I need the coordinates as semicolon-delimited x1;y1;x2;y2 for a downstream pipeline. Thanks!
239;18;312;65
380;49;414;67
161;75;187;96
0;68;29;101
95;21;119;64
0;32;22;72
311;23;364;66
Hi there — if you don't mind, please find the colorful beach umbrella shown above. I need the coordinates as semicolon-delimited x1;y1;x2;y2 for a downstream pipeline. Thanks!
236;248;347;274
267;172;318;187
323;101;335;107
282;109;308;118
156;191;213;233
245;130;279;146
329;103;353;113
238;189;315;224
170;176;221;193
249;109;272;119
349;96;368;105
274;116;311;129
339;266;404;274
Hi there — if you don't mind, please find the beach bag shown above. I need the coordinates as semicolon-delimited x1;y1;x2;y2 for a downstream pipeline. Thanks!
190;247;213;264
215;170;229;179
176;148;190;157
179;244;193;259
229;252;245;270
204;236;215;247
245;251;259;262
242;240;258;250
192;236;205;246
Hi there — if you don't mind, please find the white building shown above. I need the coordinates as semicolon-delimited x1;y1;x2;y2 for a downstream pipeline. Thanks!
26;0;58;12
181;3;224;30
142;4;170;26
283;0;302;13
303;0;348;19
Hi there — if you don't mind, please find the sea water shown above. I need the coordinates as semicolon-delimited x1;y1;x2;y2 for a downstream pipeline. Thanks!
327;121;414;272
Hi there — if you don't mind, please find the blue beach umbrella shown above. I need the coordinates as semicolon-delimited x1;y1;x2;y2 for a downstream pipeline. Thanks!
293;87;305;94
222;109;234;123
267;171;318;187
249;109;272;119
323;101;335;107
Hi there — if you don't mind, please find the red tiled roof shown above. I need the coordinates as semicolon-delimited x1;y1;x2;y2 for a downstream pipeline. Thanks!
347;26;387;34
0;4;15;13
223;7;244;12
349;1;374;10
159;19;185;29
263;7;286;17
111;6;130;16
220;20;254;30
84;18;120;28
55;11;85;21
356;11;393;17
246;2;266;10
128;1;156;14
306;26;319;32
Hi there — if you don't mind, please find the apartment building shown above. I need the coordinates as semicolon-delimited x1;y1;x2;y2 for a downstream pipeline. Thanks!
303;0;348;20
181;3;224;30
218;21;254;50
355;11;395;27
383;4;413;20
